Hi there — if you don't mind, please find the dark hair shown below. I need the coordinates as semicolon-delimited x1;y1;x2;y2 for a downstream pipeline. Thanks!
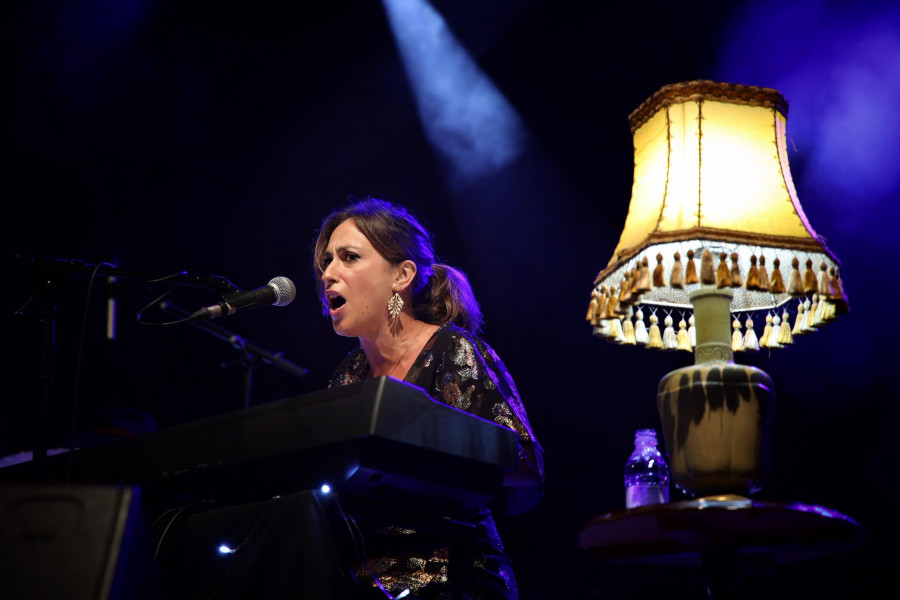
313;197;483;333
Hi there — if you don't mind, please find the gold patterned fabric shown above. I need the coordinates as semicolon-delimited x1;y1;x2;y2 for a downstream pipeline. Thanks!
328;323;544;599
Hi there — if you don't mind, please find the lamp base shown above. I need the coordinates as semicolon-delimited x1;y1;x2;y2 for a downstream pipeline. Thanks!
656;361;775;498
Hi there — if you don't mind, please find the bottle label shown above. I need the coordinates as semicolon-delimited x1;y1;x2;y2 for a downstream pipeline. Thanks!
625;484;669;509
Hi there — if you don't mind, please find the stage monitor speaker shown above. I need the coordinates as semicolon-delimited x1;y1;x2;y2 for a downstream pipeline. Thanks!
0;483;160;600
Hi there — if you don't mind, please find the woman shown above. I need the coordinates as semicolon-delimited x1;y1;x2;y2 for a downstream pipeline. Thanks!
313;197;544;600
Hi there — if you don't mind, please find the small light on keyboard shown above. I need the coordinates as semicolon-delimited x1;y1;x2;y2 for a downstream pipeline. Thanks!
320;484;331;494
218;544;235;555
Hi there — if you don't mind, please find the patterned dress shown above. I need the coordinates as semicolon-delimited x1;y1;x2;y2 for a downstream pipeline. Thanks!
328;322;544;600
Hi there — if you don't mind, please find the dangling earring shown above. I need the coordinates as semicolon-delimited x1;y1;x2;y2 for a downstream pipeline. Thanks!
388;289;404;335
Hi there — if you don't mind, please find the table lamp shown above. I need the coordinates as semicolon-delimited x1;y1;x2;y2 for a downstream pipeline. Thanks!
588;80;848;500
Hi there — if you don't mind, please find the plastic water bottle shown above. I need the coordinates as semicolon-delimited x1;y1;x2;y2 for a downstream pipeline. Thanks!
624;428;670;508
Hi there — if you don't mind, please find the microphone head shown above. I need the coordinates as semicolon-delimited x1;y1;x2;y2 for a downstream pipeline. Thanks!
268;276;297;307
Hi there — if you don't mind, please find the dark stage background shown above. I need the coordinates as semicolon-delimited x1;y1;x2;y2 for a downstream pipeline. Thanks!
4;1;899;598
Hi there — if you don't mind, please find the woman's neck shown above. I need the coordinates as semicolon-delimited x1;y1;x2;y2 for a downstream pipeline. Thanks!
361;317;436;379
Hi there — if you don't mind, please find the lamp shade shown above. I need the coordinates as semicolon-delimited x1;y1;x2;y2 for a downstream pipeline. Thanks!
589;80;848;349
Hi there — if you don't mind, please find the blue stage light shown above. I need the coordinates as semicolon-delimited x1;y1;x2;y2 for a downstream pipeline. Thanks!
382;0;527;187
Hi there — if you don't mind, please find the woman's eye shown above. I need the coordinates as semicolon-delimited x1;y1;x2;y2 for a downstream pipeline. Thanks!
344;252;359;262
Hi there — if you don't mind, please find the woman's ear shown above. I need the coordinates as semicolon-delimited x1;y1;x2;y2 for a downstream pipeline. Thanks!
393;260;418;292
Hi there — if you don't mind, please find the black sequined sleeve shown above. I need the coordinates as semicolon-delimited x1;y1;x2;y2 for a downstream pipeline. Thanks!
408;324;544;503
328;323;544;513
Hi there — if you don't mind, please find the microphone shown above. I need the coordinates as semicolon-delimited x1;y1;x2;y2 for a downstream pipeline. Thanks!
189;276;296;321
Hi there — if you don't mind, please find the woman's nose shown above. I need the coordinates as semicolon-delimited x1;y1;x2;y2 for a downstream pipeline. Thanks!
321;261;336;283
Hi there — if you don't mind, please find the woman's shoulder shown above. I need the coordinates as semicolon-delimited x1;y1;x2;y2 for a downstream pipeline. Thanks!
431;321;477;351
434;321;484;345
430;322;505;369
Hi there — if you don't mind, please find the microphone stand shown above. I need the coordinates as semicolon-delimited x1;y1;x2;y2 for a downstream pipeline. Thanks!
9;255;232;475
12;255;307;467
33;278;58;479
158;300;308;408
8;266;63;480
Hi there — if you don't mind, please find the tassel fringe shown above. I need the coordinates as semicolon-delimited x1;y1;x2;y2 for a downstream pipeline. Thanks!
621;313;636;345
685;250;699;285
770;258;786;294
618;274;633;305
716;252;731;288
729;252;742;287
635;257;651;294
732;317;744;352
606;287;620;319
776;309;794;345
633;307;649;345
745;255;760;291
586;289;599;323
757;255;770;291
652;254;665;288
742;316;760;352
647;313;663;349
662;314;677;350
676;317;692;351
818;262;834;297
762;313;781;348
701;250;716;285
788;257;804;295
589;247;848;349
803;259;818;294
670;252;684;289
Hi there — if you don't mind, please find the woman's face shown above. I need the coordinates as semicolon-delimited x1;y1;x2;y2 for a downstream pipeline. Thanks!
320;218;398;339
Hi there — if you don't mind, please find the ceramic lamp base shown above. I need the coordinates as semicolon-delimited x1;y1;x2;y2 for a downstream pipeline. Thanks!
657;361;776;498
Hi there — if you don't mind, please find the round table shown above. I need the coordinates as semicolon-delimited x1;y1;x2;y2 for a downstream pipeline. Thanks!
578;496;866;599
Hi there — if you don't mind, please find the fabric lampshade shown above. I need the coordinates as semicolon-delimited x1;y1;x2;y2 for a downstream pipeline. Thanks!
588;80;848;351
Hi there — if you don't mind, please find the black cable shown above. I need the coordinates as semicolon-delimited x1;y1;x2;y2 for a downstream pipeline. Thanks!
330;492;409;599
134;278;198;326
152;501;211;561
206;496;278;600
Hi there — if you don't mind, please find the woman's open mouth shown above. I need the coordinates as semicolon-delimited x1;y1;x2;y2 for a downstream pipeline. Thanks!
326;293;346;315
